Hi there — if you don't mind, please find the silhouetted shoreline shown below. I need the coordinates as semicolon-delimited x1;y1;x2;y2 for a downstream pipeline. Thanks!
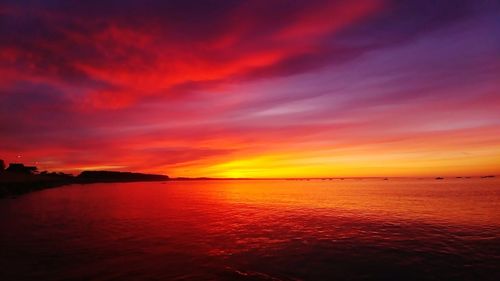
0;162;169;198
0;172;169;198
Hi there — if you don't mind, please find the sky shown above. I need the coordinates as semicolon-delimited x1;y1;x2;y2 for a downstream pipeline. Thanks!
1;0;499;178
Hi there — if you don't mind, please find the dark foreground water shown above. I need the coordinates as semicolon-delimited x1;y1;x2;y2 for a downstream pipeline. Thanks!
0;179;499;281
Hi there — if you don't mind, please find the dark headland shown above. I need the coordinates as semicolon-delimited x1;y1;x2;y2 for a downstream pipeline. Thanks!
0;160;168;198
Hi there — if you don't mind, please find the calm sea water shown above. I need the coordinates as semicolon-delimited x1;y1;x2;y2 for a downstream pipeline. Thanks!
1;179;499;280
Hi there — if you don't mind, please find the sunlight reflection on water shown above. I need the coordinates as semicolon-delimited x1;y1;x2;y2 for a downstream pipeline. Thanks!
1;178;499;280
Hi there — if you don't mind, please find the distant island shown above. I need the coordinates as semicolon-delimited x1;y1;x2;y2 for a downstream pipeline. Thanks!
0;160;168;198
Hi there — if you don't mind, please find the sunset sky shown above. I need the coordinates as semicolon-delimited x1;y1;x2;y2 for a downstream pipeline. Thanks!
1;0;499;177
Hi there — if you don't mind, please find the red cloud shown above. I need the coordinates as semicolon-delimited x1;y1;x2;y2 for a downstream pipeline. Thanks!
0;0;383;109
2;0;499;177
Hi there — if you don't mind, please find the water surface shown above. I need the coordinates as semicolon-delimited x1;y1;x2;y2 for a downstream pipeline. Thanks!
1;178;499;280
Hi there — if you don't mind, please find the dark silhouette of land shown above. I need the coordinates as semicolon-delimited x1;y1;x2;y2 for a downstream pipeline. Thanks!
78;170;168;182
0;160;168;198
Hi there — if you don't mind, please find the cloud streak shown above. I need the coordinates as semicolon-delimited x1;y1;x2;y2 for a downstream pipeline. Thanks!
1;0;499;177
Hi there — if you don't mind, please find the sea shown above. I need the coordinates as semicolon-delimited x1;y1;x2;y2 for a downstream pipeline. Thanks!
1;178;499;280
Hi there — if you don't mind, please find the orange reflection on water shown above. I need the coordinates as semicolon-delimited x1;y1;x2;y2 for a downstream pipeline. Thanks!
1;178;499;280
203;178;500;226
